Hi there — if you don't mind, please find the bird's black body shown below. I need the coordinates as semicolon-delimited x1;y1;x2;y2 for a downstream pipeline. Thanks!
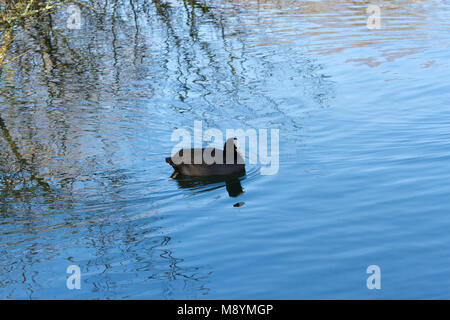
165;138;245;177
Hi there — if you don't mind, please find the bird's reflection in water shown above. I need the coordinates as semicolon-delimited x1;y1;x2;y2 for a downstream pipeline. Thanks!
171;172;245;198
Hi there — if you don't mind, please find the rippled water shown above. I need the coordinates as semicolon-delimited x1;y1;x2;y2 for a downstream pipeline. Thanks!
1;0;450;299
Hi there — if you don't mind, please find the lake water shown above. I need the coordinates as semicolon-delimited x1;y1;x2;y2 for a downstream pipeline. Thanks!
1;0;450;299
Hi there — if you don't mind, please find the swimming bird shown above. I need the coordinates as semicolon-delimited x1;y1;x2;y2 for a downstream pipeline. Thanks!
166;137;245;177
